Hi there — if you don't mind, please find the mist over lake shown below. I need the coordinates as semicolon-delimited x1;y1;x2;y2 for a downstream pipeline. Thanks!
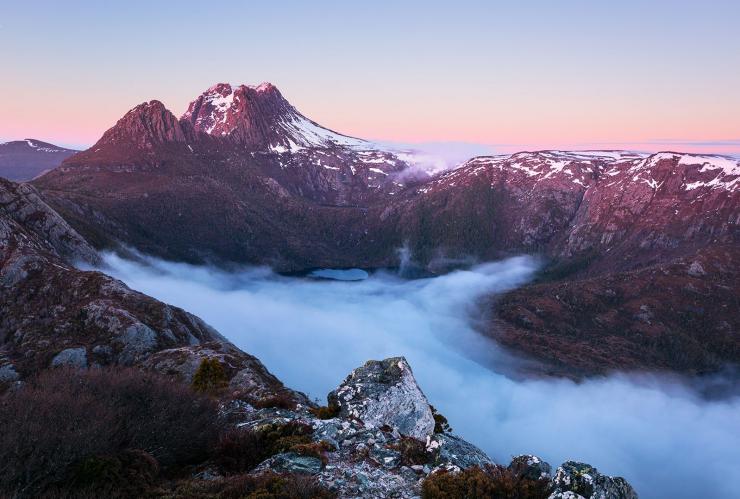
99;253;740;499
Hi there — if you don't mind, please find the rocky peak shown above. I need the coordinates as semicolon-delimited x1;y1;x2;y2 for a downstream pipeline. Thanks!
181;82;292;144
625;152;740;193
327;356;435;439
181;82;368;151
95;100;189;149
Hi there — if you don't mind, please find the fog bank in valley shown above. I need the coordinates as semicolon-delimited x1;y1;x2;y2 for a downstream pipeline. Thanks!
98;253;740;499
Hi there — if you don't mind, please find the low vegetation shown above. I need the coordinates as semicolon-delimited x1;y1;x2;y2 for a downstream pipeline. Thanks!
421;464;552;499
157;471;336;499
309;401;341;419
191;357;229;394
389;436;435;466
252;392;298;410
214;421;314;474
0;366;335;499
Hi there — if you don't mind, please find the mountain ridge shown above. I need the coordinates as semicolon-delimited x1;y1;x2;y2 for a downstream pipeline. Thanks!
30;82;740;377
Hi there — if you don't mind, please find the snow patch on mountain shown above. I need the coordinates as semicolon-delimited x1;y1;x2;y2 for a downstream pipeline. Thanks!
273;113;369;151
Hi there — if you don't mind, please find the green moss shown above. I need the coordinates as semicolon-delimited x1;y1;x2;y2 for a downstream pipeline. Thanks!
191;358;228;394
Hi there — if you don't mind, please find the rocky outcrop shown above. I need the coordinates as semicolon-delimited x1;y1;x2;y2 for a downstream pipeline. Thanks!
328;357;435;439
0;177;99;266
549;461;638;499
0;178;301;405
96;100;191;148
230;357;637;498
141;342;310;405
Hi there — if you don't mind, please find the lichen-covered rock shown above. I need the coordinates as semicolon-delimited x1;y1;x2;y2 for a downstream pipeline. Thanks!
258;452;323;475
432;433;493;470
550;461;638;499
328;357;435;439
142;342;310;405
227;359;639;499
549;492;587;499
510;454;552;480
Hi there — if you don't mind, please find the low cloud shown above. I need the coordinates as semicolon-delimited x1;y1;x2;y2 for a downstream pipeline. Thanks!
99;253;740;499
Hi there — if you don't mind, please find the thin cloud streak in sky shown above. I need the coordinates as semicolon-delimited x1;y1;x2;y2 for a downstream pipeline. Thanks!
98;254;740;499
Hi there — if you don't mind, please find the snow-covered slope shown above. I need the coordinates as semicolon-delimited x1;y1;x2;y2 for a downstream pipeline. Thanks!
181;83;371;152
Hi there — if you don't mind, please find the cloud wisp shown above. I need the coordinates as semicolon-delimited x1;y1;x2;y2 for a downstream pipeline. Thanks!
98;253;740;499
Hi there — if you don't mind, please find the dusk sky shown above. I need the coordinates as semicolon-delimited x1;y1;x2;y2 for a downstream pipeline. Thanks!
2;0;739;153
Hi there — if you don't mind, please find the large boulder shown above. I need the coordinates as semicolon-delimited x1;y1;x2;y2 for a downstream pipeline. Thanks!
328;357;435;439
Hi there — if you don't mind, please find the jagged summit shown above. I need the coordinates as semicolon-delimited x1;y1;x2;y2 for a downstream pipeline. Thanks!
83;83;371;155
96;100;190;148
181;82;369;150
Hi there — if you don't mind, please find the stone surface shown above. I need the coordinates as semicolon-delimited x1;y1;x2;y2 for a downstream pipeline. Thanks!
328;357;435;439
510;454;552;480
433;433;494;470
236;359;638;499
550;461;638;499
50;347;88;368
258;452;323;475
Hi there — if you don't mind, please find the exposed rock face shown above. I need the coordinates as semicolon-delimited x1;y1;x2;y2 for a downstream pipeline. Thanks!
0;178;100;266
50;347;88;368
96;100;191;148
510;454;553;480
328;357;435;439
232;357;636;498
550;461;638;499
141;341;309;404
0;139;78;182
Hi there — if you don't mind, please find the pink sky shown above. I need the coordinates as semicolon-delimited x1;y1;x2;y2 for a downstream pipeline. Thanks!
2;2;739;155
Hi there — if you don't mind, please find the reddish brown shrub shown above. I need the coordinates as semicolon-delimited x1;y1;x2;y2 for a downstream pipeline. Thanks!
252;392;297;410
214;421;314;474
389;436;435;466
309;402;340;419
421;464;552;499
0;367;219;498
162;471;336;499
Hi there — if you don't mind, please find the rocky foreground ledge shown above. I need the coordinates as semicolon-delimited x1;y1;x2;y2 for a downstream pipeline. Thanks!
223;357;638;499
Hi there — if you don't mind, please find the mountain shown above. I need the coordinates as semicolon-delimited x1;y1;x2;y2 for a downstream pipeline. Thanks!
1;175;640;498
31;83;740;376
386;150;739;272
0;139;78;181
